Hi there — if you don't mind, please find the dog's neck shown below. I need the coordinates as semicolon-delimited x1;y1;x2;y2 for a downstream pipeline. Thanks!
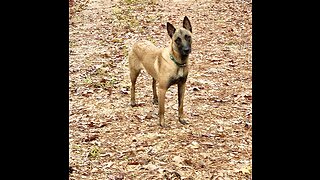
171;46;188;67
170;53;187;67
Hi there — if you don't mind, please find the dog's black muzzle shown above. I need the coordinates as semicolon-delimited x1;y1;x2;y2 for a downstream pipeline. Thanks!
181;46;191;56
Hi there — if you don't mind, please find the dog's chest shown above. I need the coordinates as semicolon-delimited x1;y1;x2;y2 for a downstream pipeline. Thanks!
178;67;184;77
168;68;187;86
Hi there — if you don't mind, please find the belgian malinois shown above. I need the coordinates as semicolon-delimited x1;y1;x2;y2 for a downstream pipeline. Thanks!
129;16;192;127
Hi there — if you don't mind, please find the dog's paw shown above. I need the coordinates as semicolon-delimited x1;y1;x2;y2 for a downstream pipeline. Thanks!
153;98;158;105
130;102;136;107
179;119;188;125
159;121;168;127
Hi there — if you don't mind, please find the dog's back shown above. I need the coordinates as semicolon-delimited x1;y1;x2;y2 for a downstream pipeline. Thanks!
130;40;161;60
132;40;157;53
129;40;163;80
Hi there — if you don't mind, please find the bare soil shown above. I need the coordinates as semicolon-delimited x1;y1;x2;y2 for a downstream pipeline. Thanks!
69;0;252;179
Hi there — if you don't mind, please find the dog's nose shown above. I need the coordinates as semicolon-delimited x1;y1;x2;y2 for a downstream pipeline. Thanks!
182;47;191;54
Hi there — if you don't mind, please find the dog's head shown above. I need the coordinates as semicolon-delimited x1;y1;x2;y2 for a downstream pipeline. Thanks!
167;16;192;59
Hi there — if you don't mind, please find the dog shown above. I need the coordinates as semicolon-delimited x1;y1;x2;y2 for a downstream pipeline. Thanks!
128;16;192;127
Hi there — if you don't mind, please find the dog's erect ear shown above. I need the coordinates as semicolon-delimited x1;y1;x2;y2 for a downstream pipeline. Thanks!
183;16;192;33
167;22;176;38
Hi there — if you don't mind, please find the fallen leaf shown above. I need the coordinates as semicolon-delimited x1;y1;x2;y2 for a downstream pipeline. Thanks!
172;155;184;164
145;112;152;119
193;87;200;91
88;121;95;127
202;133;214;137
142;164;158;171
183;159;193;166
120;88;129;94
127;161;140;165
91;167;99;173
84;134;99;142
201;142;214;148
69;166;74;174
200;152;211;158
235;166;252;174
187;141;200;149
104;162;114;168
107;172;125;180
198;160;206;168
163;170;181;180
244;95;252;100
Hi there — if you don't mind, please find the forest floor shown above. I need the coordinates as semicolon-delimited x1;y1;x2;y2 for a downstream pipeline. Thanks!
69;0;252;179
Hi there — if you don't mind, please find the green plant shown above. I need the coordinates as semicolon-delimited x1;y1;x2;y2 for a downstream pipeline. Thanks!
88;146;100;158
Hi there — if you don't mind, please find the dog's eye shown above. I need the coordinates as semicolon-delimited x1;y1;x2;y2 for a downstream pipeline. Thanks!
175;37;181;44
185;35;191;42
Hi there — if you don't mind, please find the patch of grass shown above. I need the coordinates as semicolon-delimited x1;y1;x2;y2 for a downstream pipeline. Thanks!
83;75;92;84
123;0;142;5
124;0;135;4
146;14;157;23
72;144;82;150
109;77;119;87
93;81;109;89
123;0;155;5
129;17;139;28
147;36;156;45
122;45;129;57
69;39;76;48
226;41;237;46
91;74;119;89
131;174;137;178
111;38;124;43
88;146;100;159
84;55;96;67
113;4;139;30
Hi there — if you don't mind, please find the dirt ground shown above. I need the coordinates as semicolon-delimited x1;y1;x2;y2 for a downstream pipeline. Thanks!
69;0;252;179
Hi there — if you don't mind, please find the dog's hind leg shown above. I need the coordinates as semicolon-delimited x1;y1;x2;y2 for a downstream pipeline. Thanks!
152;78;158;105
130;69;140;107
129;51;141;107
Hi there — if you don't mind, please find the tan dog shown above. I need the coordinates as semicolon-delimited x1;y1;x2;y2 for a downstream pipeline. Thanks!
129;16;192;127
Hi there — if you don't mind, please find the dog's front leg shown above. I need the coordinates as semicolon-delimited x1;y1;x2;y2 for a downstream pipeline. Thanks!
178;82;187;125
158;84;167;127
